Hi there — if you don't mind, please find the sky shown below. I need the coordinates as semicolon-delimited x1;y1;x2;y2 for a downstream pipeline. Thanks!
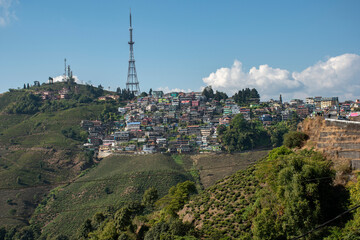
0;0;359;101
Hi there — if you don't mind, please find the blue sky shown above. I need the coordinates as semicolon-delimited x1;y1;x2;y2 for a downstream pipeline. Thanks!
1;0;359;101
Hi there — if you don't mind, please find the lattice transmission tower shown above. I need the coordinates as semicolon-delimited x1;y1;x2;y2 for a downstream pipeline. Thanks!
126;11;140;95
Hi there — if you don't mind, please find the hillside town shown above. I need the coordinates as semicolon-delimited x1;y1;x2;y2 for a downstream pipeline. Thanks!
80;89;360;156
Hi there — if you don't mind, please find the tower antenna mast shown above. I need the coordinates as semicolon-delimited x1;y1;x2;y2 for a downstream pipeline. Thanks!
125;10;140;95
64;58;67;81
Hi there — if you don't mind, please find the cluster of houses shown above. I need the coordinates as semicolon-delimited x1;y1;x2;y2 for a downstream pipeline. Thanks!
35;87;75;100
80;91;360;155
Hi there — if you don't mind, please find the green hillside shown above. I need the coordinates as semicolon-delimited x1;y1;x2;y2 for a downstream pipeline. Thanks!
0;84;106;226
180;147;354;239
32;154;195;239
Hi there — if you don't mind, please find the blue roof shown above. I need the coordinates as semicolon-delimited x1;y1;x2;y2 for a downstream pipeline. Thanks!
128;122;141;125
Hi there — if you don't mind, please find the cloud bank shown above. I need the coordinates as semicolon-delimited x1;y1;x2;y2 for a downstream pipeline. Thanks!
52;75;84;85
0;0;17;27
203;53;360;101
156;86;193;93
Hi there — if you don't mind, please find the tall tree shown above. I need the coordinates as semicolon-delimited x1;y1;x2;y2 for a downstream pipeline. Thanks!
202;86;214;99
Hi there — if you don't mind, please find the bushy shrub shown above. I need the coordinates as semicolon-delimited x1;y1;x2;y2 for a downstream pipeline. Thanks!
283;131;309;148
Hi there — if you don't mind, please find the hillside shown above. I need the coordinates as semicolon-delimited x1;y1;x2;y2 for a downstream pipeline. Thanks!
0;84;107;226
23;150;267;239
31;154;193;239
0;84;271;238
180;147;354;239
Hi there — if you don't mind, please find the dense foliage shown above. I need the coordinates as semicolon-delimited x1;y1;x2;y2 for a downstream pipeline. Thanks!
75;181;198;240
283;131;309;148
201;86;214;99
214;91;228;101
218;114;270;152
233;88;260;105
6;93;42;114
5;83;134;115
252;147;342;239
218;113;300;151
325;174;360;239
183;147;350;239
99;104;123;123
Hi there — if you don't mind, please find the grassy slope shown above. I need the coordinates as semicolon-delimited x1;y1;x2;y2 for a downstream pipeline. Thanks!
34;154;195;239
0;89;104;226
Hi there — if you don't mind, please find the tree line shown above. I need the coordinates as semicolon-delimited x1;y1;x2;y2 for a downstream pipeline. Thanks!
202;86;260;104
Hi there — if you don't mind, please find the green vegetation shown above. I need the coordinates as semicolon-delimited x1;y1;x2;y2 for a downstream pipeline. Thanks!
99;104;122;122
5;93;42;114
183;147;352;239
201;86;228;101
2;82;359;239
4;82;134;116
266;121;292;147
283;131;309;148
78;181;198;240
218;114;270;152
325;173;360;239
233;88;260;105
30;154;196;239
0;84;106;227
218;114;299;152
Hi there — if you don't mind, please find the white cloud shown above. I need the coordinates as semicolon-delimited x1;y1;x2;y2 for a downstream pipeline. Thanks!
156;86;193;93
52;75;84;85
202;53;360;101
0;0;18;27
292;54;360;99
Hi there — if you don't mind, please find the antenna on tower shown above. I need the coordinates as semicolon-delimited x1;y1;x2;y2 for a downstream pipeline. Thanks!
64;58;67;81
130;8;132;27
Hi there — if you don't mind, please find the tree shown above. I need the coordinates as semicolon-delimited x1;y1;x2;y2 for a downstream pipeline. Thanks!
157;181;196;216
326;174;360;239
253;147;338;239
142;187;158;209
214;91;228;101
139;92;148;97
78;95;92;103
267;121;290;147
202;86;214;99
116;87;121;95
283;131;309;148
92;212;106;229
6;93;42;114
219;114;270;152
149;88;153;96
77;219;93;239
23;84;26;89
217;124;227;136
96;84;104;97
250;88;260;99
233;88;260;105
27;83;30;89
